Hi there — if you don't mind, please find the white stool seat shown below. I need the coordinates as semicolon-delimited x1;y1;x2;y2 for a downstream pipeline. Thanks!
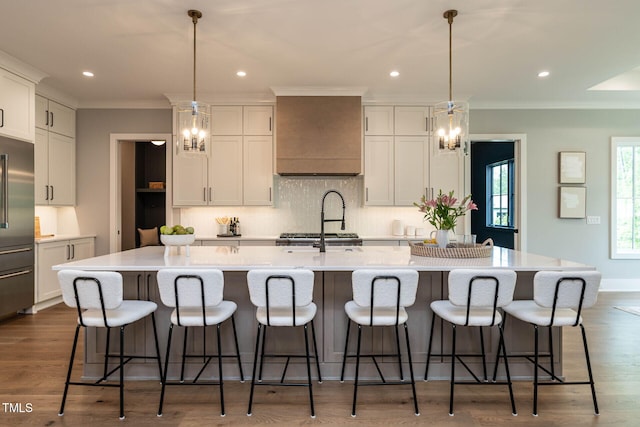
503;300;582;327
256;303;317;326
169;301;237;327
345;301;409;326
79;300;158;327
430;300;503;327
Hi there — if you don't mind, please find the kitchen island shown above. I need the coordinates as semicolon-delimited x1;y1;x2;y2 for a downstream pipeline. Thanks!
53;245;593;381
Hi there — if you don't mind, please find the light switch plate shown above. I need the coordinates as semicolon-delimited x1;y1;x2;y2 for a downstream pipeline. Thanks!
586;216;601;225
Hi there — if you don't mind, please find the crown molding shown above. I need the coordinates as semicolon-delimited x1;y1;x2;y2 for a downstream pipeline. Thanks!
0;50;47;83
270;86;368;96
36;82;79;109
164;92;276;105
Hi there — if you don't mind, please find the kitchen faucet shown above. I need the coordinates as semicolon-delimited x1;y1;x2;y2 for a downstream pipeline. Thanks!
319;189;346;252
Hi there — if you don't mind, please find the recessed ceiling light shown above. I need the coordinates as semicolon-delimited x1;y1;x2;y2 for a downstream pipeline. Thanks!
82;71;94;77
538;71;550;78
236;71;247;77
390;70;400;77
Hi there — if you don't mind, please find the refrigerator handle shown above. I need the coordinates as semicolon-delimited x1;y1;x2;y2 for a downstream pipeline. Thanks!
1;153;7;229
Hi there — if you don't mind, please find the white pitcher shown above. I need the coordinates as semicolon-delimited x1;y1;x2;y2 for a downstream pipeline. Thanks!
430;230;450;248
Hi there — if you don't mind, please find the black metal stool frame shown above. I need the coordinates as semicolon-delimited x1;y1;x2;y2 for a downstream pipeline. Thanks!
340;275;419;417
157;274;244;417
247;274;322;418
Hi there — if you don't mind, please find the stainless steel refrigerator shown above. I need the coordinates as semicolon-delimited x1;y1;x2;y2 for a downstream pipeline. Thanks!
0;135;34;318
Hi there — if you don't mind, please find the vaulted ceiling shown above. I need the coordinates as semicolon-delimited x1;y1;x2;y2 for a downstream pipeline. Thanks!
1;0;639;108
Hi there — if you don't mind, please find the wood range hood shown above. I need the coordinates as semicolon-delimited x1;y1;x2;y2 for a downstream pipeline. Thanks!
276;96;361;176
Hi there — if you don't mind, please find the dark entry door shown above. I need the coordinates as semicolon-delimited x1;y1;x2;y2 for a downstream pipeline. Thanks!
470;141;517;249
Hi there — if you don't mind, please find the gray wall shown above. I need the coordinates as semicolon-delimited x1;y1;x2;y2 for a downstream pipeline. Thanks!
471;109;640;279
76;109;172;256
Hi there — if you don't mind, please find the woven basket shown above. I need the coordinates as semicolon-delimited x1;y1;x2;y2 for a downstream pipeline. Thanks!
410;238;494;258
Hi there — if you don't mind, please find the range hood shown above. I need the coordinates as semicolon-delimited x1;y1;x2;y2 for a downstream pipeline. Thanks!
276;96;361;175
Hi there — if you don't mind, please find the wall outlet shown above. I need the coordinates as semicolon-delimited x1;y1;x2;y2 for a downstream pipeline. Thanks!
586;216;601;225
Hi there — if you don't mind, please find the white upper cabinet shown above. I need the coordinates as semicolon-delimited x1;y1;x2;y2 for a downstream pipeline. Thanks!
243;135;273;205
364;136;394;205
35;94;75;137
394;106;429;136
173;105;274;206
210;106;243;135
363;106;393;135
35;127;76;206
0;69;35;142
394;136;428;205
243;106;273;135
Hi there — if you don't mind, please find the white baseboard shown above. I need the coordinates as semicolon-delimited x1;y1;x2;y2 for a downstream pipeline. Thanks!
600;278;640;292
23;296;64;314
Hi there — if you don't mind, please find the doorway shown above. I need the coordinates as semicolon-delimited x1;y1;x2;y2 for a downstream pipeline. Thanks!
466;134;527;251
109;133;172;253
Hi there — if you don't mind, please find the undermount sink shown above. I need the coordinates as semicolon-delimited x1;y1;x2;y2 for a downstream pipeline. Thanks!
282;246;362;253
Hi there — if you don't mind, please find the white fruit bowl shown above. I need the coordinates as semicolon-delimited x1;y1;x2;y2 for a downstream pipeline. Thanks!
161;234;195;257
160;234;196;246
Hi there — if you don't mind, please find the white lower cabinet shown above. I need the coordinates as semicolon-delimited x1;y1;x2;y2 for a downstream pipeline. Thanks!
35;237;95;303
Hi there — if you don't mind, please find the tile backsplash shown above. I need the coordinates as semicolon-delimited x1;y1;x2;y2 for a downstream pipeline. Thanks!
179;176;430;237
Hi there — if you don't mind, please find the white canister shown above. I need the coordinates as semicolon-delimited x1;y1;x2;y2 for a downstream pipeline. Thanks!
392;219;405;236
405;225;415;236
415;227;426;237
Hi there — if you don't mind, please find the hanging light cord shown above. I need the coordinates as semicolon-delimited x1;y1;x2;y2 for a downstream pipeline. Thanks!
444;10;457;103
188;10;202;104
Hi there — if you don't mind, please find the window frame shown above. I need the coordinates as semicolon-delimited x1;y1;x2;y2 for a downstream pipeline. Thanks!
486;159;515;230
611;137;640;259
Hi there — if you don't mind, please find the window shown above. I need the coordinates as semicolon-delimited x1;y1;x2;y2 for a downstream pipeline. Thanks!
611;137;640;259
487;160;515;228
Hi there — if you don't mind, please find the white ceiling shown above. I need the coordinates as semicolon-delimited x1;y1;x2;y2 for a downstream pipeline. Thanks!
2;0;640;108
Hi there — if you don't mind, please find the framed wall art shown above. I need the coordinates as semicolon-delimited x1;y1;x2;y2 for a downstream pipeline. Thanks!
559;186;586;218
559;151;586;184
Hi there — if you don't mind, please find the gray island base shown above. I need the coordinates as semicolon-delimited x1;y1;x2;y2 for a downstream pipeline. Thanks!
53;245;593;382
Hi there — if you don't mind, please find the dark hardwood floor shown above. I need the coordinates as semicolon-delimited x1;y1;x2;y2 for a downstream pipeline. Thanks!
1;292;639;426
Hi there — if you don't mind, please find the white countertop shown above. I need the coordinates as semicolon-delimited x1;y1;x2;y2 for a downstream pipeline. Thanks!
53;245;592;272
35;234;96;244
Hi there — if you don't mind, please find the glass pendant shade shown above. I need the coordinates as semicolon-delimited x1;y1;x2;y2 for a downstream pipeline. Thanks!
178;101;209;154
434;99;468;150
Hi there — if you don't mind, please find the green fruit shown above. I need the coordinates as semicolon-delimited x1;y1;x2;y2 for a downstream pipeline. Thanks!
159;225;168;235
186;226;194;234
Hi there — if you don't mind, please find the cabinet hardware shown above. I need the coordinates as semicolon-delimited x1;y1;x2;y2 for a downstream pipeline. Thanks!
209;187;212;202
269;186;272;202
66;244;70;260
0;108;4;127
1;154;7;228
203;187;206;202
365;187;369;202
45;185;49;201
45;110;49;126
0;269;31;281
365;117;368;132
50;185;54;200
269;117;272;132
71;244;75;259
425;117;429;132
50;111;54;127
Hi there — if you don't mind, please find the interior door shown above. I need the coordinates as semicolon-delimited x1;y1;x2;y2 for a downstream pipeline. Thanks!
470;141;517;249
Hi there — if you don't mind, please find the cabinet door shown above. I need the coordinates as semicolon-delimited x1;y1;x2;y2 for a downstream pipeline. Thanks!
35;94;48;130
47;133;75;205
394;106;429;135
363;106;393;135
0;69;34;141
34;128;49;205
364;136;394;205
394;136;428;206
48;100;75;137
210;106;242;135
243;106;273;135
243;136;273;205
69;237;95;261
172;150;208;206
429;146;464;201
36;240;68;302
210;135;243;205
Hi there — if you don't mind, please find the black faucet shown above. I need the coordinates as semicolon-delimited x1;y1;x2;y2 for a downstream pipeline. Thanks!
319;190;346;252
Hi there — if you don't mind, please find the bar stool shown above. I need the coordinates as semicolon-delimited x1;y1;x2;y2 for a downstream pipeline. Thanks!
246;269;322;418
425;269;517;416
155;269;244;417
340;269;420;417
500;270;601;416
57;270;162;420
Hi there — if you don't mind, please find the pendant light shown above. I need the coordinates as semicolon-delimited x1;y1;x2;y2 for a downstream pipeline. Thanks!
434;9;469;152
178;9;209;154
